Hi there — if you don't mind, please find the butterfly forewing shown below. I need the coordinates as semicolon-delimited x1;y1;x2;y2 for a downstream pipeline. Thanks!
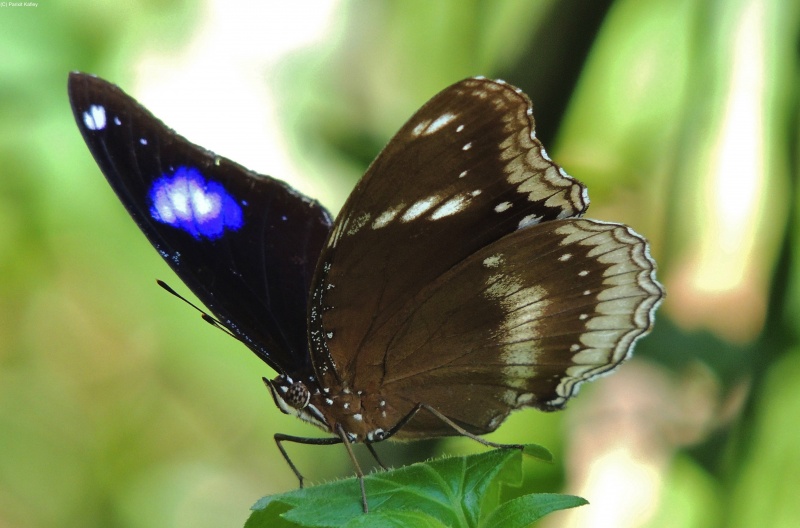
68;73;333;374
312;78;589;385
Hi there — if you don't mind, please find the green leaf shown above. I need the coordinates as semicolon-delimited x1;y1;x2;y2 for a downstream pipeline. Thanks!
246;445;586;528
521;444;554;462
480;494;589;528
343;510;449;528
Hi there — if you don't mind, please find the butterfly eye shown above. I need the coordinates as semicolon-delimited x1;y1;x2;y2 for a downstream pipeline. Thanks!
264;377;311;414
285;381;311;410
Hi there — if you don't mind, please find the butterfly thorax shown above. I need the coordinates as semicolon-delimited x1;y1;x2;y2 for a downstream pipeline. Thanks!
267;374;395;443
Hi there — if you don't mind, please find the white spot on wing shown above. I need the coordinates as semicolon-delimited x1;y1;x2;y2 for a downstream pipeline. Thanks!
83;105;106;130
487;414;503;430
402;196;442;222
494;201;512;213
502;390;517;405
462;142;473;151
516;393;535;406
483;254;503;268
425;112;457;134
346;212;371;235
483;271;551;376
372;203;405;229
430;194;468;220
518;214;541;229
411;120;430;136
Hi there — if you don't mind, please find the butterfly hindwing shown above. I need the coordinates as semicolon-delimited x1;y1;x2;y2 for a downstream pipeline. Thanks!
373;218;663;437
68;73;333;374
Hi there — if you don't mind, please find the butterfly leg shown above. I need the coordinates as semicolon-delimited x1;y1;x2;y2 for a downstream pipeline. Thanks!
273;433;342;489
419;403;525;450
275;430;371;513
335;424;370;513
382;402;525;450
364;442;388;470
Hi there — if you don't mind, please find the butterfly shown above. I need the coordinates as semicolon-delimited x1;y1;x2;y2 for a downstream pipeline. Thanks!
69;72;664;511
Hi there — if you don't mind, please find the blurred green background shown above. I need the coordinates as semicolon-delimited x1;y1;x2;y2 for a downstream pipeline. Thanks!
1;0;798;526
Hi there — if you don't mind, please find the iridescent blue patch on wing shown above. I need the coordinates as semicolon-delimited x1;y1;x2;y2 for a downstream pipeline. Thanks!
148;166;244;240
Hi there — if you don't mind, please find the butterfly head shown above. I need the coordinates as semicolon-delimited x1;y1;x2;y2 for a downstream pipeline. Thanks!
265;375;331;432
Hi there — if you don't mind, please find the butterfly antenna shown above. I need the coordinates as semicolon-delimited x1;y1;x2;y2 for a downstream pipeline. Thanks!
156;279;236;339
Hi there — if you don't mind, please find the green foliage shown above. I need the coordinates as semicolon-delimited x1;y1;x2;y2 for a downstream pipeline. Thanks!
245;448;585;528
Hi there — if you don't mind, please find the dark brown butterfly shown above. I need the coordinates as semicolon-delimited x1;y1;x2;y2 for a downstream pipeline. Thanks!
69;73;664;511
